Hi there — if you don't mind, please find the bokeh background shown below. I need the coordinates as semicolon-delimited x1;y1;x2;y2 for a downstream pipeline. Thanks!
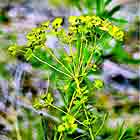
0;0;139;139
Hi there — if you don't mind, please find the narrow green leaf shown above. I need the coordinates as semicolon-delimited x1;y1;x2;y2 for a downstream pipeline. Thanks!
41;117;48;140
110;17;128;25
108;5;122;17
96;0;104;16
105;0;112;6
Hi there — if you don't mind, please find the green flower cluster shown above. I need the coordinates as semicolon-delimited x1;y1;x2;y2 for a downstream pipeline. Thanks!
9;15;124;59
94;79;104;89
8;44;21;56
25;15;124;49
39;15;124;45
34;93;54;109
52;17;63;29
58;115;77;134
26;27;46;48
68;15;124;41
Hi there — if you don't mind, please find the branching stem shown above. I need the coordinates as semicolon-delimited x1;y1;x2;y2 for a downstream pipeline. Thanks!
83;104;95;140
44;46;74;77
32;53;72;79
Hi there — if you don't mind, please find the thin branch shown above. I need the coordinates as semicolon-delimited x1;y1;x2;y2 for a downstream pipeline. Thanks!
94;113;108;137
83;104;95;140
32;53;72;79
44;46;74;77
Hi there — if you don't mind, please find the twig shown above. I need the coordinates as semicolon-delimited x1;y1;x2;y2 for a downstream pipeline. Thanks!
32;53;72;79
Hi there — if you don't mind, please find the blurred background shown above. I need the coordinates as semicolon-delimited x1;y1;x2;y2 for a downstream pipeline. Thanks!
0;0;139;140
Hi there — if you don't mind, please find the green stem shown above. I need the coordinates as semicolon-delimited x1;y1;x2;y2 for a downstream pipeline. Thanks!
79;40;88;75
48;103;87;128
118;130;126;140
44;46;74;77
49;103;68;115
82;45;98;75
77;38;83;75
69;43;76;75
94;113;108;137
118;122;126;140
15;118;22;140
74;106;81;117
67;91;76;112
53;130;58;140
74;133;88;139
81;34;98;75
32;53;72;79
83;104;95;140
58;132;63;140
46;74;50;94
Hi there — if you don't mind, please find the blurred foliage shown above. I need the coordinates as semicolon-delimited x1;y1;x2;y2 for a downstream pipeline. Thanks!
49;0;127;24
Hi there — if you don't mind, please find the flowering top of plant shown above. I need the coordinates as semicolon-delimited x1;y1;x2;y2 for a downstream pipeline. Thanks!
68;15;124;41
52;17;63;29
39;15;124;43
26;27;46;47
9;15;124;58
25;15;124;49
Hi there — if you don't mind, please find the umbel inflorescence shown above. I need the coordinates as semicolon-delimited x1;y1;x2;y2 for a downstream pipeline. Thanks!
9;15;124;58
67;15;124;41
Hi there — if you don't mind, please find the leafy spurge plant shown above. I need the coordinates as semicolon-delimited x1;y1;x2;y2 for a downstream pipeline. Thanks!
9;15;124;139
